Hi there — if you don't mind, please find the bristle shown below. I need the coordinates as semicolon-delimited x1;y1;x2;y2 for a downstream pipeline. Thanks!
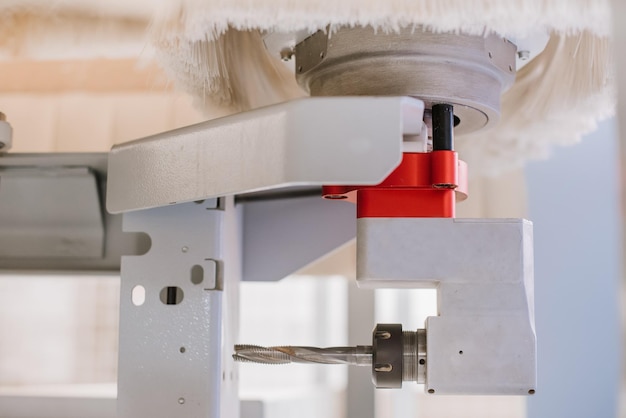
154;29;304;114
149;0;614;174
456;32;614;175
151;0;612;42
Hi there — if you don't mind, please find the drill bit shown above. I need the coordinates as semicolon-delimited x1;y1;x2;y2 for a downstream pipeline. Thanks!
233;345;373;366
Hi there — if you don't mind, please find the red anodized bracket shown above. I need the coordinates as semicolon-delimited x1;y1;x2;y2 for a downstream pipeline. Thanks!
322;151;468;218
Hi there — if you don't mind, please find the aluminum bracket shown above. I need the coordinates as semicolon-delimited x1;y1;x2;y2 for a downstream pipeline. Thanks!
357;218;536;395
107;97;423;213
117;199;239;418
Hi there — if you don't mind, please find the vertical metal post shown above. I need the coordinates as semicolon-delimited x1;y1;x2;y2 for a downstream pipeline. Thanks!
117;198;240;418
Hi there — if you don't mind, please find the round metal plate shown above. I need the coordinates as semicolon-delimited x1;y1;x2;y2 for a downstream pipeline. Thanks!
295;27;516;135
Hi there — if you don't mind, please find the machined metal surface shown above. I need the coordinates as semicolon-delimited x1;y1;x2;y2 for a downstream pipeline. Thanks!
357;218;536;395
107;97;424;213
402;329;426;384
372;324;403;388
295;27;516;135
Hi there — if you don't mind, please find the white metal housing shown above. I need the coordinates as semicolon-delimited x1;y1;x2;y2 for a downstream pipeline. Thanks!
357;218;536;395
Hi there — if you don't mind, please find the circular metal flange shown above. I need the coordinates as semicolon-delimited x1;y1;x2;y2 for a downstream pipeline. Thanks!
295;27;516;135
372;324;403;388
402;329;427;384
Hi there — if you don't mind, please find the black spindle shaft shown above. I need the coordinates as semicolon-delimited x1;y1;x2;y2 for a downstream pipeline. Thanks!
432;104;454;151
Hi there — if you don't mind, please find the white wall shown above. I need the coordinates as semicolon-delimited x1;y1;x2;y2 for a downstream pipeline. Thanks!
525;119;621;417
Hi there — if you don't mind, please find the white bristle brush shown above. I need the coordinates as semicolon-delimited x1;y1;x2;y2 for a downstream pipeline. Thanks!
150;0;614;174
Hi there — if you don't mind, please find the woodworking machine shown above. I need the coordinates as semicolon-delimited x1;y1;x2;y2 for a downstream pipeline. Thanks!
234;27;536;395
0;26;537;417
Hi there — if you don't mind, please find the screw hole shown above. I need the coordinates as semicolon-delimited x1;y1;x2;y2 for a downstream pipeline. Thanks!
298;66;303;72
180;347;186;353
178;397;185;405
428;389;435;394
419;359;425;365
488;51;492;58
528;389;535;395
459;350;463;355
131;285;145;306
508;64;513;72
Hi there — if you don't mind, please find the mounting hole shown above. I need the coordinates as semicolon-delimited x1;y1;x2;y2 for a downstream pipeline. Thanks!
191;265;204;285
428;389;435;394
528;389;536;395
180;347;186;353
298;65;303;73
178;397;185;405
419;359;425;365
131;285;145;306
160;286;184;305
488;51;493;58
508;64;513;72
459;350;463;355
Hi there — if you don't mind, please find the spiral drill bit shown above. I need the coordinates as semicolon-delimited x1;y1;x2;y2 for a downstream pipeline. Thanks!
233;345;373;366
234;325;427;389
